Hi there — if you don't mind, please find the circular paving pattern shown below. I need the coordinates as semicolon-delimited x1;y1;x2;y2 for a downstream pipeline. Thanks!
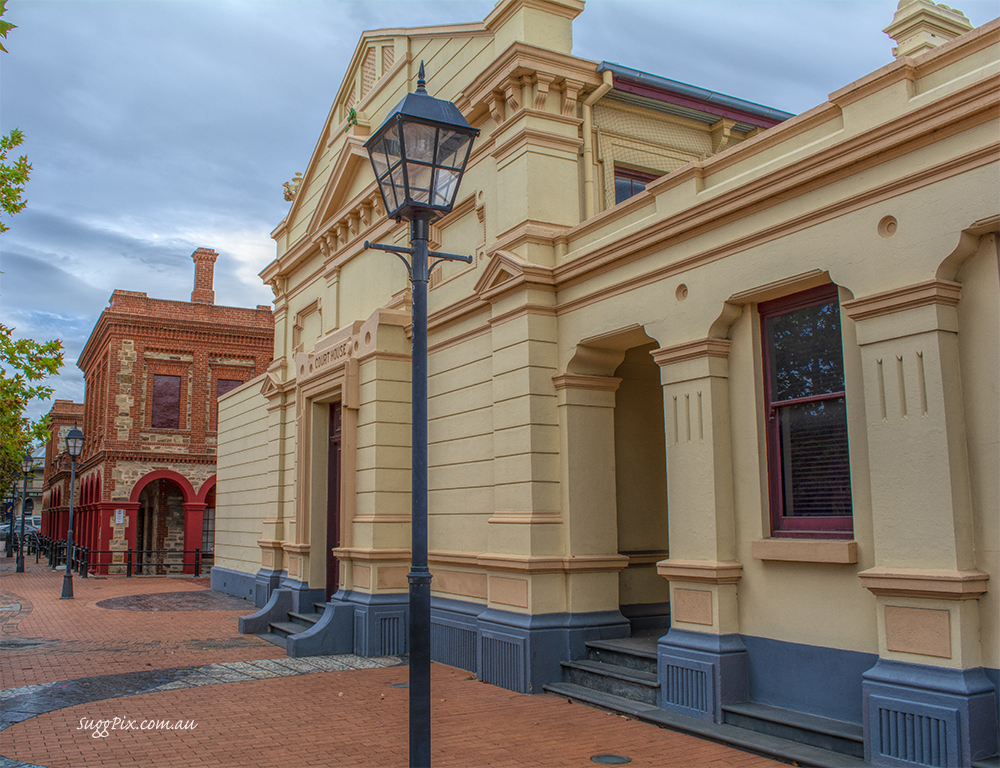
95;591;254;612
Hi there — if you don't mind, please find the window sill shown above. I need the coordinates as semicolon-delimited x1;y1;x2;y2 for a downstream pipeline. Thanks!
752;538;858;564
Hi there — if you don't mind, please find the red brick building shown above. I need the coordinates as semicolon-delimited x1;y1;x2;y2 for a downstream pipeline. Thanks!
42;248;274;574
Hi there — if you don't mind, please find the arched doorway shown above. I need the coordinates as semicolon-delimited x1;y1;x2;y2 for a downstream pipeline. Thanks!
613;342;670;633
135;478;187;574
566;326;671;637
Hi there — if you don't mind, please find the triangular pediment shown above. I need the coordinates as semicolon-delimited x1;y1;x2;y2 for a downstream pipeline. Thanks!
474;250;556;301
307;139;372;234
259;372;282;399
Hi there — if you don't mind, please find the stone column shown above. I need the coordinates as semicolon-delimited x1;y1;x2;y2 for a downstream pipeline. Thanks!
843;280;995;767
652;338;746;723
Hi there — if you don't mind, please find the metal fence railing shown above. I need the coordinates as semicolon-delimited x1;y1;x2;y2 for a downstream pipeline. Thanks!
33;537;213;578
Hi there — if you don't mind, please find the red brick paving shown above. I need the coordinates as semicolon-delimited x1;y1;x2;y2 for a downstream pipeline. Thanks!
1;560;281;688
1;558;785;767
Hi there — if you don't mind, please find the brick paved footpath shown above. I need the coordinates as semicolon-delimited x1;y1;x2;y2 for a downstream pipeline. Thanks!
1;557;784;767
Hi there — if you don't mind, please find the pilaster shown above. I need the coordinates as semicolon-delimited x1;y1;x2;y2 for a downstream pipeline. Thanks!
843;279;995;766
651;338;746;722
553;373;625;614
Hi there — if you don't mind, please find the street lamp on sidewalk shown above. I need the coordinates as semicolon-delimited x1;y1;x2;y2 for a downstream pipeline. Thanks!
363;62;478;768
16;449;34;573
61;424;84;599
5;484;16;558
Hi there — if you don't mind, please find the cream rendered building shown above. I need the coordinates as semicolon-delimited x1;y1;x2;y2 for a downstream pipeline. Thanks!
214;1;999;765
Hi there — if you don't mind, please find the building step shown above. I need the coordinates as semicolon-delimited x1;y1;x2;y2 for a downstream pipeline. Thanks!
256;632;288;649
722;702;864;759
268;620;311;639
542;682;868;768
585;638;658;675
287;611;321;627
562;659;658;705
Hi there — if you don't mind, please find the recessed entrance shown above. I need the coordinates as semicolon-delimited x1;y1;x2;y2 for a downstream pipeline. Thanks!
614;342;670;634
327;402;342;600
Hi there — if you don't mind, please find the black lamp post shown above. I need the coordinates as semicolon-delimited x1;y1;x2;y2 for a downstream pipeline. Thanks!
363;62;478;768
15;450;33;573
5;483;15;558
61;424;84;599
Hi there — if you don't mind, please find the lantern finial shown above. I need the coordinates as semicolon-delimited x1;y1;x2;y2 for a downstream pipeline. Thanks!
416;61;427;95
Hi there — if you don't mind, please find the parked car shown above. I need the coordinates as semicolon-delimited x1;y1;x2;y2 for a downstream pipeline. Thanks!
5;522;41;551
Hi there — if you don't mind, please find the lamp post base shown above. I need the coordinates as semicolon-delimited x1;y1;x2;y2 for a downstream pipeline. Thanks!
61;573;74;599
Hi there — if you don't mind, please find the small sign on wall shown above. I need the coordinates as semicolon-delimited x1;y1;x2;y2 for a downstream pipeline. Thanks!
114;509;125;525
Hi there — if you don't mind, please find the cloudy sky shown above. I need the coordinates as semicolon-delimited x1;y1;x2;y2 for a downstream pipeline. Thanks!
2;0;997;426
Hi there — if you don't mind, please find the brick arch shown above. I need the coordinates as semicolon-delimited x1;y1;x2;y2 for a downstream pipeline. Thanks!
128;470;197;504
195;475;216;505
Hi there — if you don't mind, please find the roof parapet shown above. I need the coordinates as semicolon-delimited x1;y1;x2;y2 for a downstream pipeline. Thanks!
884;0;974;59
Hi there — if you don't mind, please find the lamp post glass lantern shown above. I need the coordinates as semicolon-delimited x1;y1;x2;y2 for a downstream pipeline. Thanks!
363;62;478;768
16;450;33;572
61;424;84;599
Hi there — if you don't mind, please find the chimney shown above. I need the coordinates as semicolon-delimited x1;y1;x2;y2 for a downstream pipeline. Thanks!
884;0;973;59
191;248;219;305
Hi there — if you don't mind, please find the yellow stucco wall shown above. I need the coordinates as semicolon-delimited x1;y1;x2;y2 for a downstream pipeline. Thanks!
218;0;999;680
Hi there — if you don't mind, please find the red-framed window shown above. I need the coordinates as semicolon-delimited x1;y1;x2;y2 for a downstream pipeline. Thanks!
760;284;853;537
614;166;659;204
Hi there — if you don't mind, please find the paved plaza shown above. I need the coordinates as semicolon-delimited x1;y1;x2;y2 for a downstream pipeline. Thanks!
0;556;785;767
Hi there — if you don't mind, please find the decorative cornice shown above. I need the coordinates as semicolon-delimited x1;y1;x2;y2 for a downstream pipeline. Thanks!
492;126;583;165
656;559;743;584
554;75;999;294
554;142;996;319
651;338;731;368
473;249;557;303
488;220;572;259
841;279;962;322
476;553;628;574
551;373;622;392
333;547;411;561
858;567;988;600
487;511;563;525
484;0;584;33
487;303;557;328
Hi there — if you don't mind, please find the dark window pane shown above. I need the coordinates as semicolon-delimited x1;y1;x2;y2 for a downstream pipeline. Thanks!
151;375;181;429
202;507;215;553
217;379;242;398
766;299;845;402
615;177;633;204
776;398;853;518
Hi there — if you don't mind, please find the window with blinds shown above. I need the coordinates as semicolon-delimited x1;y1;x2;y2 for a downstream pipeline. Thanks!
760;284;853;536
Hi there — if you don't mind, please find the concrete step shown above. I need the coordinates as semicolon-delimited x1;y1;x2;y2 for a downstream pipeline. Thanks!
256;632;288;649
585;638;658;675
269;621;310;639
562;659;658;705
542;682;869;768
723;702;864;759
287;611;321;627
